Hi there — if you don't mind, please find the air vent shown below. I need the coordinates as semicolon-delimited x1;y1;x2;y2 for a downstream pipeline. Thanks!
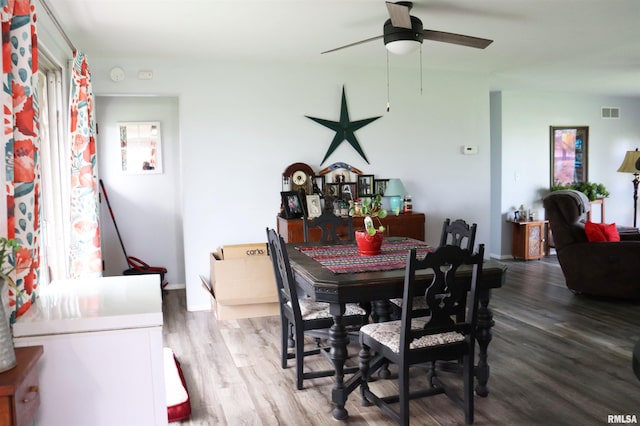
601;107;620;119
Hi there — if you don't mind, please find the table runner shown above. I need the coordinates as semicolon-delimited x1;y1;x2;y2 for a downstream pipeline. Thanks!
296;238;433;274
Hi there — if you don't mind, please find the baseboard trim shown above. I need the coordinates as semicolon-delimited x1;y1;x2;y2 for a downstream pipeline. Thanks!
490;253;513;260
165;282;186;290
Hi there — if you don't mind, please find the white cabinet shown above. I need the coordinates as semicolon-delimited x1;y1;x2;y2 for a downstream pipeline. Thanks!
12;275;167;426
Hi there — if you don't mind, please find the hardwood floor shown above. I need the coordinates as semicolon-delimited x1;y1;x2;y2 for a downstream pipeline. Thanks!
162;256;640;425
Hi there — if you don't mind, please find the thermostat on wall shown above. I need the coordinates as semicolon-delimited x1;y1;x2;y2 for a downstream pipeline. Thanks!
462;145;478;155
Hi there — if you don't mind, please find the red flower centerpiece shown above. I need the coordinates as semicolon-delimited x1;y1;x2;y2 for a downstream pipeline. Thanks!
350;195;388;256
355;228;384;255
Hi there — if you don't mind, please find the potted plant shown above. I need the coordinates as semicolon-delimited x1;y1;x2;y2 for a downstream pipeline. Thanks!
0;237;19;372
349;195;388;255
550;181;610;201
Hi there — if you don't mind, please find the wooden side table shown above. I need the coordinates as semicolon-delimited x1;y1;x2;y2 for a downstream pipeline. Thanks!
587;198;606;223
0;345;43;426
510;220;549;260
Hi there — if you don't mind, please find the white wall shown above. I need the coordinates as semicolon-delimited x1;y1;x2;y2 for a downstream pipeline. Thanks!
95;96;184;286
33;31;640;311
49;36;640;310
493;90;640;257
85;57;493;311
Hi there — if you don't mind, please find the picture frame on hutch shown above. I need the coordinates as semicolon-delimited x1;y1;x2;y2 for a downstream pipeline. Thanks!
374;178;389;196
357;174;374;197
341;183;357;201
281;191;305;219
326;183;341;198
306;195;322;218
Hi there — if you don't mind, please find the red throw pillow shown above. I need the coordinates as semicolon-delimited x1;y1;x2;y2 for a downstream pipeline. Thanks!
585;221;620;242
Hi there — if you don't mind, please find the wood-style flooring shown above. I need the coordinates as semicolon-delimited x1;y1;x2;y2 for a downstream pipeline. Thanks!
162;256;640;425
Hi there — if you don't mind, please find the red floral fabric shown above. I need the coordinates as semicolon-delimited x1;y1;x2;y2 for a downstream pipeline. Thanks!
1;0;40;322
68;51;101;278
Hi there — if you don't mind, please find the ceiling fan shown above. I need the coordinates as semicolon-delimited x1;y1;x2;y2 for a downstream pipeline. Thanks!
322;1;493;55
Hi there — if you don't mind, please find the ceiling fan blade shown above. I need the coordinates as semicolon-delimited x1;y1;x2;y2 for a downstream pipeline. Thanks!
385;1;412;29
423;29;493;49
321;35;384;54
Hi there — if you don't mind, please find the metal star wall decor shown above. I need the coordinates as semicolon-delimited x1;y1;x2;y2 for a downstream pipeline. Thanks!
306;86;381;165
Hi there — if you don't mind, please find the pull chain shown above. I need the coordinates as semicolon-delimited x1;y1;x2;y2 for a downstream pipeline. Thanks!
387;46;423;110
420;46;423;95
386;50;390;112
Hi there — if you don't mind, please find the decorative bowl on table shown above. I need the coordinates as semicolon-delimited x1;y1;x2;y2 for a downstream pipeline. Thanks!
355;229;384;256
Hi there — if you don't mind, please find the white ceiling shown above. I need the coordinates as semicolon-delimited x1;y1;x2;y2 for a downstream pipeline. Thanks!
43;0;640;97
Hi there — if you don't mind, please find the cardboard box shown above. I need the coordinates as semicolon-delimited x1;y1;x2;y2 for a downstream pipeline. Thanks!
201;274;279;321
204;243;278;320
209;250;277;305
205;291;279;321
219;243;269;260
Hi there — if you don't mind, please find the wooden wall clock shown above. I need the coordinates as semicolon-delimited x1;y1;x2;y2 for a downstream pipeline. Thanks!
283;162;314;194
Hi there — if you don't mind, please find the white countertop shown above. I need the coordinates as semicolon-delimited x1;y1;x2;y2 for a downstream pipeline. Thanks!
13;274;164;337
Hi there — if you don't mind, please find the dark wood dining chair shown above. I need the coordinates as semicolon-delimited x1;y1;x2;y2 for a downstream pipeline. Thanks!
265;228;367;390
391;218;477;316
303;211;375;326
358;244;485;425
303;211;354;243
440;218;477;251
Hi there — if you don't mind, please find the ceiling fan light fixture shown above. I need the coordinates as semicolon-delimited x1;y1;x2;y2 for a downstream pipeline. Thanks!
385;39;421;55
322;1;493;56
383;16;424;55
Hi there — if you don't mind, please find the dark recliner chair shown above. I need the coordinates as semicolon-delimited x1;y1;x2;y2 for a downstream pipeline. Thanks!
542;189;640;298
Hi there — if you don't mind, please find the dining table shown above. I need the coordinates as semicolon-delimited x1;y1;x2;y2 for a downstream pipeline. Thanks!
287;237;507;421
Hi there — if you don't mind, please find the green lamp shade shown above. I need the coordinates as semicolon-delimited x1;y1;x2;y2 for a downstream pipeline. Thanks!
384;179;407;214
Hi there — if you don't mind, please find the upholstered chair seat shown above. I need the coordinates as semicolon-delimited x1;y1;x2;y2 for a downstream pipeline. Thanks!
289;299;366;320
360;319;465;353
389;296;427;311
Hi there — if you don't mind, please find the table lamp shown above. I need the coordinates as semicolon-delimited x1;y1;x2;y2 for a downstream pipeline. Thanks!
617;148;640;227
384;178;407;214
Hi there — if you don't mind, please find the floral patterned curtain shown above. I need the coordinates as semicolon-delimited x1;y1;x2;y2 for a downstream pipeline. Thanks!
68;50;101;278
1;0;40;321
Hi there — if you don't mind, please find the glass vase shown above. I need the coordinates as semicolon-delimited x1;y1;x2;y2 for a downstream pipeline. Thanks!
0;280;16;373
